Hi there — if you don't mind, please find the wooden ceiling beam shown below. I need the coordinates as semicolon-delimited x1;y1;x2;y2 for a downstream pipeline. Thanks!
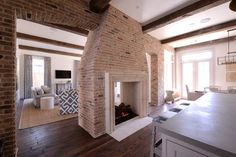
18;45;82;58
161;19;236;44
142;0;231;33
34;21;89;37
89;0;111;13
175;36;235;52
20;19;89;37
17;33;84;50
49;23;89;37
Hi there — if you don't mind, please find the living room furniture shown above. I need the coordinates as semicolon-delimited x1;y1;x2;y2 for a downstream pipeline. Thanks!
204;85;221;93
165;90;180;103
185;85;204;101
228;86;236;93
56;82;72;94
40;97;54;110
31;86;59;108
59;89;79;115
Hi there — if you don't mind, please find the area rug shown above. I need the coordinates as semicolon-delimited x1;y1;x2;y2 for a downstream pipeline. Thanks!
109;117;153;142
19;99;77;129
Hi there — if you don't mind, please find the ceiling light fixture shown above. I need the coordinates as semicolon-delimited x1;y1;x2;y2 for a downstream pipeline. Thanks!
200;18;211;23
189;23;195;26
49;27;57;31
229;0;236;12
217;28;236;65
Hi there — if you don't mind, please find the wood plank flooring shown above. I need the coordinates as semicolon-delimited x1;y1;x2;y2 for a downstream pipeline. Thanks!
16;100;176;157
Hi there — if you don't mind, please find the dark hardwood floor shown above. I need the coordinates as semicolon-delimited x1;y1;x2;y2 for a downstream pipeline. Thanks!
16;100;176;157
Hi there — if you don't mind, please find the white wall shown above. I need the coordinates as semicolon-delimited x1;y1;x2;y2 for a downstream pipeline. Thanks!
16;50;20;102
146;53;151;103
17;49;80;99
176;40;236;95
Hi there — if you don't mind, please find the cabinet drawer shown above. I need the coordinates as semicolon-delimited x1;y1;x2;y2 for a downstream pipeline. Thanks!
166;140;207;157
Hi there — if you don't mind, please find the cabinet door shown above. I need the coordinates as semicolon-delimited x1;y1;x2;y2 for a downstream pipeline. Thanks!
166;141;207;157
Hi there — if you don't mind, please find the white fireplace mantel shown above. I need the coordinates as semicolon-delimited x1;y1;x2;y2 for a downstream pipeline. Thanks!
105;71;148;134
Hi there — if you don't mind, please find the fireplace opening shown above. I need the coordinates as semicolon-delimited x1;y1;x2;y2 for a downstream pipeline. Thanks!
105;72;148;134
114;82;139;125
115;103;138;125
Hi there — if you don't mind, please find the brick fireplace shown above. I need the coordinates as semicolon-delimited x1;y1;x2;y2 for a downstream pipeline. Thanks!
105;72;148;134
79;6;148;138
78;5;169;138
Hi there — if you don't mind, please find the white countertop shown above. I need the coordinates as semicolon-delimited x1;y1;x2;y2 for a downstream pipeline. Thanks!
160;93;236;157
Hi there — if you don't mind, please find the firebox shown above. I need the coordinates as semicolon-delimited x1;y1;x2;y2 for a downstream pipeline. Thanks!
105;71;148;134
114;82;140;125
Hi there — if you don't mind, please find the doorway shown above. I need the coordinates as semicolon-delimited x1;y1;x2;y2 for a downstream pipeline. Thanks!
16;19;86;156
181;51;213;97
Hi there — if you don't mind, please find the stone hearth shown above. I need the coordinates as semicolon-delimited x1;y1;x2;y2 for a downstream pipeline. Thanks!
105;72;148;134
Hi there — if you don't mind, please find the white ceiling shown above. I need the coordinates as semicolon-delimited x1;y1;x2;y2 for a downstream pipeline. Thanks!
17;19;86;56
110;0;198;25
169;29;236;48
110;0;199;25
110;1;236;48
149;2;236;40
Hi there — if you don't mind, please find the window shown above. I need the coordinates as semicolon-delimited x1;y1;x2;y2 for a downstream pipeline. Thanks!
181;51;212;62
32;56;44;87
182;63;193;97
197;61;210;90
164;50;174;91
181;51;212;97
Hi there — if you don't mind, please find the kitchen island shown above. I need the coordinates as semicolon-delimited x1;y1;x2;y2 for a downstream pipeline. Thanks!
160;93;236;157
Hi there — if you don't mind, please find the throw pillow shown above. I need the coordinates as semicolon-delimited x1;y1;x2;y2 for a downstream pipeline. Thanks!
41;85;51;94
36;87;44;95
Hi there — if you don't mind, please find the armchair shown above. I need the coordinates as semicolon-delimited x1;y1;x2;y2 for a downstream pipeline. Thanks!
165;90;180;103
185;85;204;101
31;86;59;108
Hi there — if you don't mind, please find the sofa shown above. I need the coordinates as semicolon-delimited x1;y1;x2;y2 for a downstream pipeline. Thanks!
31;86;59;108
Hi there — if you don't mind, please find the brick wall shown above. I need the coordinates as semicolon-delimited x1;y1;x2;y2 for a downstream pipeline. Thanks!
10;0;101;31
150;55;158;104
144;35;175;106
79;6;147;137
0;1;16;156
1;0;101;156
144;34;164;106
